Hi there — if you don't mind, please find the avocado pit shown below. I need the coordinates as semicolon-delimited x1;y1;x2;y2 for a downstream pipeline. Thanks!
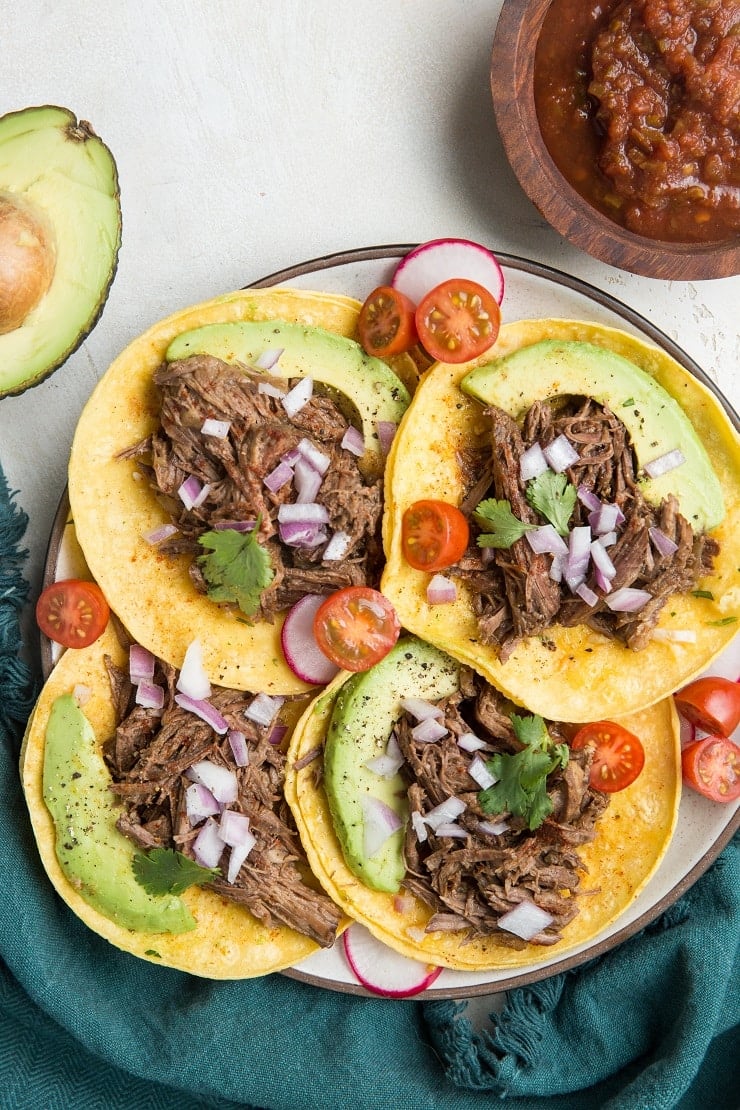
0;192;56;334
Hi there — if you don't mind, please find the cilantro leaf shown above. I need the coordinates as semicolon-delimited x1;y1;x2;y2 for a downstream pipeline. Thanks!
526;471;577;536
473;498;536;549
132;848;220;896
197;523;274;618
478;714;569;830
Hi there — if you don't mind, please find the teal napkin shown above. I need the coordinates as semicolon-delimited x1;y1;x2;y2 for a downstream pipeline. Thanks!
1;467;737;1110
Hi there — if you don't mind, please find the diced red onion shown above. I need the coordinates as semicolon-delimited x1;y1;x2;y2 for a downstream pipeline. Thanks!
135;681;165;711
282;376;313;417
278;520;328;548
178;475;203;511
652;629;697;644
576;582;599;607
323;531;352;561
644;448;685;478
478;818;510;836
588;502;622;535
297;438;330;475
201;417;231;438
129;643;155;684
525;525;568;557
244;692;285;727
366;732;405;777
142;522;179;545
605;587;652;612
593;567;613;594
278;502;330;525
427;574;457;605
73;684;91;706
267;723;288;746
227;836;256;883
457;731;488;753
543;434;579;473
255;347;284;370
174;693;229;734
400;697;444;722
497;900;554;940
519;442;549;482
185;782;220;825
187;759;239;804
468;754;498;789
361;795;403;858
263;460;295;493
212;519;256;532
293;458;323;503
597;530;618;548
341;425;365;457
424;796;466;832
566;526;592;589
549;555;565;583
218;809;252;848
376;421;397;455
590;540;616;580
227;729;249;767
257;380;285;398
649;527;679;557
411;717;448;744
434;822;469;838
393;893;414;914
577;485;601;512
193;818;225;870
411;810;428;843
176;638;211;700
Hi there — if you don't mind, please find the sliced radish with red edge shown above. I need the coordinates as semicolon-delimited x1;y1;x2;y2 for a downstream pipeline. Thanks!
342;923;442;997
281;594;341;685
392;238;505;307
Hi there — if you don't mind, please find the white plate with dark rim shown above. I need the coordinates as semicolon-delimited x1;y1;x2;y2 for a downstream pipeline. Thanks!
41;246;739;999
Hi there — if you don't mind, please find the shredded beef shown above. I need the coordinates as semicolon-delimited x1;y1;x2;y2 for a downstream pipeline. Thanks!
128;354;383;617
103;655;340;948
395;673;610;947
455;398;718;657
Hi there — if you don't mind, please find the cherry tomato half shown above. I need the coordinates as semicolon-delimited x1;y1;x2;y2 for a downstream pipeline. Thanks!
415;278;501;363
401;499;469;573
570;721;645;793
36;578;110;649
681;735;740;803
674;676;740;739
313;586;401;672
357;285;418;358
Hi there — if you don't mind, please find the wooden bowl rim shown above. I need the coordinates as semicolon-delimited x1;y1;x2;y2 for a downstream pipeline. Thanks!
491;0;740;280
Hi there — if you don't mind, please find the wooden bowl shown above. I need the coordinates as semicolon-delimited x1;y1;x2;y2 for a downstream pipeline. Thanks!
491;0;740;280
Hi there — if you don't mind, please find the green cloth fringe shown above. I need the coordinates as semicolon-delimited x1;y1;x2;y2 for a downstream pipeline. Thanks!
0;469;37;750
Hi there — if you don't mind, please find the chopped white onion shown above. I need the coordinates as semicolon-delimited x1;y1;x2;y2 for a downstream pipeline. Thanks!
427;574;457;605
244;692;285;727
497;900;554;940
525;525;568;557
400;697;444;722
543;434;579;473
361;795;403;858
227;729;249;767
129;643;155;684
468;754;498;790
644;448;685;478
255;347;284;370
424;796;466;832
263;460;294;493
187;759;239;804
176;638;211;700
457;731;488;753
201;417;231;438
135;681;165;711
411;810;428;843
282;376;313;417
519;442;549;482
341;425;365;456
174;693;229;734
193;818;225;870
411;717;448;744
649;526;679;557
185;782;220;825
142;522;179;545
322;530;352;561
605;587;652;612
257;380;285;398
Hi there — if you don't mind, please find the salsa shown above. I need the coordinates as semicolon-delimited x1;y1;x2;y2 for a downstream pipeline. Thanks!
534;0;740;244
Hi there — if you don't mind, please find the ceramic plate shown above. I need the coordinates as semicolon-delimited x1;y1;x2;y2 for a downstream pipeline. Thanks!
42;246;739;999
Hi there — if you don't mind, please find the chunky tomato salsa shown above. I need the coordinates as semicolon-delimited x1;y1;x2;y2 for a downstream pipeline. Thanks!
534;0;740;244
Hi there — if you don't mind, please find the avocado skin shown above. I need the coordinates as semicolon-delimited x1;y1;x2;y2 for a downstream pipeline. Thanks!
0;105;121;399
462;339;724;533
323;637;460;894
42;694;195;934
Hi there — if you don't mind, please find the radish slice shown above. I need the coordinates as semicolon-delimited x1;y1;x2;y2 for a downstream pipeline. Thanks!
281;594;341;685
342;924;442;997
392;238;505;306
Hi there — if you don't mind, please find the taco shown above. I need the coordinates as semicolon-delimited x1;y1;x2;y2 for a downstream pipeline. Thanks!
68;287;412;695
20;623;345;978
381;319;739;720
285;636;680;972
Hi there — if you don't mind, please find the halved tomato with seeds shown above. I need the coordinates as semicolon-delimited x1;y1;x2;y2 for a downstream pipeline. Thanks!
415;278;501;363
570;721;645;793
36;578;110;648
313;586;400;672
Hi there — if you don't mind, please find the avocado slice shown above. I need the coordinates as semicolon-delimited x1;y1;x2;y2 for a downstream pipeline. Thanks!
323;637;460;893
43;694;195;934
165;320;411;477
462;339;724;532
0;105;121;398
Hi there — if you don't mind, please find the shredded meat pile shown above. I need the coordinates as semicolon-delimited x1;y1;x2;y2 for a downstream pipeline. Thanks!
123;354;384;618
103;654;340;948
396;672;609;947
455;397;719;660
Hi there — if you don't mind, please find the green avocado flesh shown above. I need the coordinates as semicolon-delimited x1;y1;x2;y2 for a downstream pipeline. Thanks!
42;695;195;934
462;340;724;533
323;638;460;894
0;105;121;398
166;320;411;475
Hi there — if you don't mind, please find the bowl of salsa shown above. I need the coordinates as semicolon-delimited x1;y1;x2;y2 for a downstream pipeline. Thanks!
491;0;740;279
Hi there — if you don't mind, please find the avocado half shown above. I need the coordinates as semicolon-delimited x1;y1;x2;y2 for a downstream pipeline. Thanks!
0;105;122;398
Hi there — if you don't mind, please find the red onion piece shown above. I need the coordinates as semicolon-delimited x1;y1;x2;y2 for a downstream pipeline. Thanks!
525;524;568;557
593;567;613;594
212;519;256;532
185;782;220;825
644;448;685;478
427;574;457;605
577;485;601;513
255;347;284;370
590;540;616;580
257;380;285;398
411;810;428;843
588;502;622;535
549;554;565;583
411;717;448;744
176;638;211;700
278;520;328;548
652;629;697;644
73;684;92;706
576;582;599;607
129;643;155;684
267;722;288;746
497;900;554;940
297;438;330;475
566;525;592;590
478;818;510;836
227;729;249;767
424;796;466;831
520;442;549;482
280;593;341;685
364;733;405;778
293;458;323;503
341;425;365;457
135;680;165;711
323;531;352;561
277;502;330;525
178;475;203;510
400;697;444;722
227;836;256;883
282;376;313;417
201;417;231;438
434;822;468;838
142;522;179;545
263;460;294;493
174;693;229;735
597;530;618;548
649;526;679;557
457;731;489;753
376;421;397;455
605;587;652;612
187;759;239;804
468;754;498;789
360;795;403;858
193;818;225;870
543;434;579;473
244;692;285;727
218;809;252;848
